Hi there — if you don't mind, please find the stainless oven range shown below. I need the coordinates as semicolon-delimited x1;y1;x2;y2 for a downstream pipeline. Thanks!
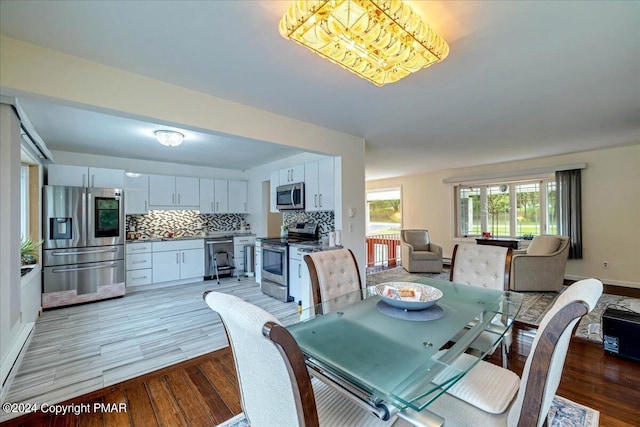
258;223;318;302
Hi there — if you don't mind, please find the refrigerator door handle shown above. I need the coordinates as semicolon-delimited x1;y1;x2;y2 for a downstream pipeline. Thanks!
51;262;118;273
51;247;118;256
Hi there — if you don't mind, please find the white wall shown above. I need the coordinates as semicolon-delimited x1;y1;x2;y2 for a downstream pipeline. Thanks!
0;104;26;393
0;36;367;276
367;144;640;288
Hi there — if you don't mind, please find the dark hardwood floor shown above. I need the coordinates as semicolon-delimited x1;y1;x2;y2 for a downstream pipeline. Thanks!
3;322;639;427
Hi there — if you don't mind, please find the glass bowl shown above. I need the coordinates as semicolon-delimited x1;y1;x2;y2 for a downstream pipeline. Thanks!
374;282;443;311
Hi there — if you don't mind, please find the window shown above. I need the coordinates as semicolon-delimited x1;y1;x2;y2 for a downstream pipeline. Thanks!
366;188;401;235
20;165;29;240
455;177;557;238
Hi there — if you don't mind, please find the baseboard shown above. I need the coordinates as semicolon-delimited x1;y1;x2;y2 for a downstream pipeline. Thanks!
0;323;35;402
565;275;640;297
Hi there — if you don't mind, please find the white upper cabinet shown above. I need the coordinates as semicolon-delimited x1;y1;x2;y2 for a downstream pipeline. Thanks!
175;176;199;206
199;178;215;214
149;174;176;206
124;174;149;214
214;179;229;213
228;180;248;213
149;175;199;208
279;165;304;185
47;165;124;188
305;157;334;211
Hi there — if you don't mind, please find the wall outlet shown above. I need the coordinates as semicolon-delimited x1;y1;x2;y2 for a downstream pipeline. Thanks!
602;261;609;269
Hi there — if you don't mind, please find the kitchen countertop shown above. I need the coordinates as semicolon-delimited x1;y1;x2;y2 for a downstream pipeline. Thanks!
126;231;254;243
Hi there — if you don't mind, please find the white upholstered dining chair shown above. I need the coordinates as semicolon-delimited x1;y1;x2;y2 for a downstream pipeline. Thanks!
428;278;603;427
203;290;403;427
450;243;514;367
304;248;363;314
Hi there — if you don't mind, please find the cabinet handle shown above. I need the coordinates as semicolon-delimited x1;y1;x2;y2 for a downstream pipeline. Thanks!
172;193;175;204
82;174;86;187
298;264;301;278
176;253;179;264
216;202;219;211
178;193;180;204
131;247;147;251
211;202;214;212
318;194;322;207
132;260;147;264
288;169;291;182
315;194;318;208
132;275;147;280
91;175;95;187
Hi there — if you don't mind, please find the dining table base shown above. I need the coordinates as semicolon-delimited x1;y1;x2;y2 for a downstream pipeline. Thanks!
307;360;445;427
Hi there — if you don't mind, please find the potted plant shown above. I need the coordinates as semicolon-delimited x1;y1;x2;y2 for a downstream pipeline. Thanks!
21;235;42;266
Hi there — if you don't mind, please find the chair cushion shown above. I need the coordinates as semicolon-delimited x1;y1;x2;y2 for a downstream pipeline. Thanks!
527;236;561;255
404;230;430;251
413;251;440;261
438;353;520;414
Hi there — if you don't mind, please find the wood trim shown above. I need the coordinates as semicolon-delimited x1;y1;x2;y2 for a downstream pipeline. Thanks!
304;255;322;311
449;244;459;282
516;301;589;427
503;248;513;291
263;321;319;427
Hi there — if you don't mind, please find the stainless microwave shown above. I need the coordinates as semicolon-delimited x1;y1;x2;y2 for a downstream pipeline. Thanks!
276;182;304;210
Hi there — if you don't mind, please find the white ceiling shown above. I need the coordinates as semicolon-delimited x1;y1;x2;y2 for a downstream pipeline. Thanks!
1;1;639;180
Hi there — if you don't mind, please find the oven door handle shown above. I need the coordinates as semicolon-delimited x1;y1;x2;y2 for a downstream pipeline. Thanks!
51;262;119;273
206;240;233;244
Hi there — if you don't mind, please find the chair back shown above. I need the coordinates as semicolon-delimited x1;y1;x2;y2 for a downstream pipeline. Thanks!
401;229;431;251
304;248;362;313
507;278;603;427
450;244;513;290
203;291;318;427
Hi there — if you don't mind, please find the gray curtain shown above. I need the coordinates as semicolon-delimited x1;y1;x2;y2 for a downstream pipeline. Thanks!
556;169;582;259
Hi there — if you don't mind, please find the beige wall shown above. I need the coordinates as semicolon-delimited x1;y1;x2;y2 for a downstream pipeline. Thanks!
367;144;640;288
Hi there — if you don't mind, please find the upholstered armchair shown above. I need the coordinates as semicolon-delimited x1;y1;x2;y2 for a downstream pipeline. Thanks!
400;229;443;273
510;235;570;292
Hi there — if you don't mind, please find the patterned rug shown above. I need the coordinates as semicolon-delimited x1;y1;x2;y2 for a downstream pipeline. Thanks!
217;395;598;427
366;267;640;343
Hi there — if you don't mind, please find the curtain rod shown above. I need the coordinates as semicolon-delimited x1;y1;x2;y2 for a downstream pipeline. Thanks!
442;163;586;184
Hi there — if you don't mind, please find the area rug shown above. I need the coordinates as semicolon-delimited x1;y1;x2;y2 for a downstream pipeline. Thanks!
216;395;599;427
574;294;640;343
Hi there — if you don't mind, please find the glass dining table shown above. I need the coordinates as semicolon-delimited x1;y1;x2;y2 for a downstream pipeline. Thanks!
283;277;523;423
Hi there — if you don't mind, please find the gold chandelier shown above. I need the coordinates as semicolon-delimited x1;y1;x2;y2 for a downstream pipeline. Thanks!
279;0;449;86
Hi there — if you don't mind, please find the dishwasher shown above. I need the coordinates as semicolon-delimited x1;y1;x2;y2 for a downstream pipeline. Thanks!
204;237;235;280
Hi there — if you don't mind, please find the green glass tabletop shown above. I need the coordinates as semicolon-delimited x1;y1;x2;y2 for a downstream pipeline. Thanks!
284;278;523;411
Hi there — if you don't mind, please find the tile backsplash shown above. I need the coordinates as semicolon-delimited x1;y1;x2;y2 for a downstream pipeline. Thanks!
126;211;247;238
283;210;335;237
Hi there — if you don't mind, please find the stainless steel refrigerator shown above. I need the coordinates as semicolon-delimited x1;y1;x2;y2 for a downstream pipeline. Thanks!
42;185;125;308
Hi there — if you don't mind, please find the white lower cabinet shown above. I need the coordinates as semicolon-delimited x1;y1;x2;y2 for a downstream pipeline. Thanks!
289;246;311;309
255;242;262;284
152;240;204;284
125;242;153;287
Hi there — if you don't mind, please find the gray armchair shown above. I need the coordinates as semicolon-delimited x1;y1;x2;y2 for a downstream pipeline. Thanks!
400;229;443;273
510;235;570;292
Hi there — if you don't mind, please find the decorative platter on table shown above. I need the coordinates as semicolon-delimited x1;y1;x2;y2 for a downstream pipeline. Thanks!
374;282;443;311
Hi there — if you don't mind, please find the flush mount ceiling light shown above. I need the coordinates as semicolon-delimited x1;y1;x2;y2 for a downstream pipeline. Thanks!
154;130;184;147
278;0;449;86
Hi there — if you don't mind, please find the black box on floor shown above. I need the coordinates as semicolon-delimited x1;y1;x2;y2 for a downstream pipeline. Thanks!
602;307;640;362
